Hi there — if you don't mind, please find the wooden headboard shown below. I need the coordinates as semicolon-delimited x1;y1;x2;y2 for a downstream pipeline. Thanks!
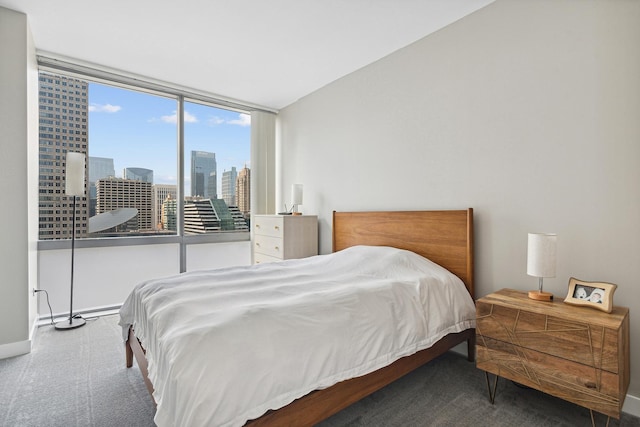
332;208;474;298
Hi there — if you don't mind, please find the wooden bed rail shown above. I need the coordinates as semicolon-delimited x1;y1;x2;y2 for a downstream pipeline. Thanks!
126;327;156;403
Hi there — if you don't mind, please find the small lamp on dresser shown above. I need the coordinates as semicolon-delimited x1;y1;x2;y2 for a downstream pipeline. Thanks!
290;184;303;215
527;232;557;301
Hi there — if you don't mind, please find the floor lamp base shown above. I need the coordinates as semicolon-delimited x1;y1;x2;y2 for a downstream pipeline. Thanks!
55;316;86;330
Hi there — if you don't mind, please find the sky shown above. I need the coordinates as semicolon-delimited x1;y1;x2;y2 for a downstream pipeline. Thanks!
87;81;251;196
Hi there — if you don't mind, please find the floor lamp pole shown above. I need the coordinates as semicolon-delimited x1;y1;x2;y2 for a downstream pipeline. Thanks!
55;195;86;330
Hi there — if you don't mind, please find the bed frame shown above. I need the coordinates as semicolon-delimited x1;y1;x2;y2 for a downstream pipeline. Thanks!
125;208;475;426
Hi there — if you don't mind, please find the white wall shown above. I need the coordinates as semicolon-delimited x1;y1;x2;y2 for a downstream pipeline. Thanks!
0;5;256;357
278;0;640;403
0;7;39;358
38;241;251;317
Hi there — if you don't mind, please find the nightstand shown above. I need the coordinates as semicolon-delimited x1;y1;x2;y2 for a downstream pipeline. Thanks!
476;288;630;420
253;215;318;264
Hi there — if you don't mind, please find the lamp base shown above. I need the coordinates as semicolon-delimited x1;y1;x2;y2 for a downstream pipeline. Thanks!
55;316;86;330
528;290;553;301
292;212;302;216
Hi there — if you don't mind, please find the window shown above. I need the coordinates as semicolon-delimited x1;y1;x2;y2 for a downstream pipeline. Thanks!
38;69;252;241
183;101;251;235
88;81;177;237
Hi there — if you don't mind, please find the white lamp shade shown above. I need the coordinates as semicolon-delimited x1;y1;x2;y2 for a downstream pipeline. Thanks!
290;184;303;205
527;233;557;278
65;152;85;196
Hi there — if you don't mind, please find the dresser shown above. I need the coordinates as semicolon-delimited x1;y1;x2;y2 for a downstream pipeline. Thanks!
476;288;630;419
253;215;318;264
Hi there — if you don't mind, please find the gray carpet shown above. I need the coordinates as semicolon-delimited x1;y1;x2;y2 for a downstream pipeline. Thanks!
0;315;155;427
1;315;638;427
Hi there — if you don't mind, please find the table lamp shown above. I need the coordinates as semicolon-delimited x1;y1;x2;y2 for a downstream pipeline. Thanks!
290;184;303;215
527;232;557;301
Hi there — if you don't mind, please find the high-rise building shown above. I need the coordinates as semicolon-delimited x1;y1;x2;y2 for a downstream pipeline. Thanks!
184;197;220;234
236;165;250;218
227;205;249;231
89;157;115;183
161;195;177;231
153;184;177;230
89;156;115;217
190;151;216;199
95;177;153;232
38;72;89;239
183;197;248;234
124;167;153;183
221;167;237;207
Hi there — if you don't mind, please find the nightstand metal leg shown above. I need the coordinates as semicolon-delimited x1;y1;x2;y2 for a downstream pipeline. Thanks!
484;372;499;404
589;409;610;427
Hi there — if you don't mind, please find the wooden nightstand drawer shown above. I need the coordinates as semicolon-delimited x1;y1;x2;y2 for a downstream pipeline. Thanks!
477;339;622;415
477;302;621;373
476;288;629;419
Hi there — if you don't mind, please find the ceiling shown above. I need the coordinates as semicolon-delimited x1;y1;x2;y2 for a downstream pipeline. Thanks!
1;0;494;110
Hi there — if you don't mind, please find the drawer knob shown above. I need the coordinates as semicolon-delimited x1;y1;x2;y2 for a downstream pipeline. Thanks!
274;246;280;251
256;243;261;247
274;226;280;230
256;224;260;228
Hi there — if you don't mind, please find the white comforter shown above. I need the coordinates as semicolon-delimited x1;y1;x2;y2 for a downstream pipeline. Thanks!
119;245;476;427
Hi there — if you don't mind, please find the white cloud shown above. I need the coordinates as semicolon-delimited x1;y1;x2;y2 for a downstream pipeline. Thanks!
89;103;121;113
157;111;249;126
161;110;198;124
185;111;198;123
228;113;251;127
160;113;176;124
208;113;251;127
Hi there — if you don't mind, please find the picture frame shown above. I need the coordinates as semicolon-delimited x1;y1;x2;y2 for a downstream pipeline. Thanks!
563;277;617;313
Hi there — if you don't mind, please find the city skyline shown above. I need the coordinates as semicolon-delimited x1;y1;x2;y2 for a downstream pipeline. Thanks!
88;81;251;195
39;71;252;240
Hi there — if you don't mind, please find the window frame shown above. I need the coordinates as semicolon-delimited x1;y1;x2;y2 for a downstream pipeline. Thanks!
36;56;273;253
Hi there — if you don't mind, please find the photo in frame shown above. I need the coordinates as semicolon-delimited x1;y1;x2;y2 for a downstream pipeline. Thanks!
563;277;617;313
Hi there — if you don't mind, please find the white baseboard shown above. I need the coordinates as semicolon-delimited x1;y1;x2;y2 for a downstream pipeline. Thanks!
36;304;122;326
623;393;640;418
30;316;39;340
0;339;31;360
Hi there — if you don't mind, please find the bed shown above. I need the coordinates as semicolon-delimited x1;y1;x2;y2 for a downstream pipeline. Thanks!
120;208;476;426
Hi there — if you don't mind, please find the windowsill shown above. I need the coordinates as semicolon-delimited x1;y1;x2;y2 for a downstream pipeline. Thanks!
37;231;250;250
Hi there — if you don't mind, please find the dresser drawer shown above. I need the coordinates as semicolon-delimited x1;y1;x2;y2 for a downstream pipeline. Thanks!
254;252;283;264
254;216;284;238
254;234;284;259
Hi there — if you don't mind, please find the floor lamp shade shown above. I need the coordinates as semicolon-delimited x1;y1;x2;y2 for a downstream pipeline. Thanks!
527;232;557;301
65;152;85;196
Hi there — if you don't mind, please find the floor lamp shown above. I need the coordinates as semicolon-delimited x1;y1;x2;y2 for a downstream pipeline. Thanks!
55;152;86;330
